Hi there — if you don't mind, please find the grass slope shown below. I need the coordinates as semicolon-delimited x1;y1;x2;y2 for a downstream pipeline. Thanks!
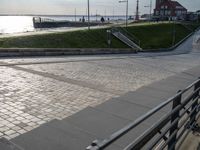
0;29;128;48
127;23;192;49
0;22;199;49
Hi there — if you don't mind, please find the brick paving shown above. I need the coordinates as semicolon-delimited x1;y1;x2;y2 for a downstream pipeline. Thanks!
0;50;200;140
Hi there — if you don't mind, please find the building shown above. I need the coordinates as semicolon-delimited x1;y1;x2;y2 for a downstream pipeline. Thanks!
185;12;198;21
154;0;187;20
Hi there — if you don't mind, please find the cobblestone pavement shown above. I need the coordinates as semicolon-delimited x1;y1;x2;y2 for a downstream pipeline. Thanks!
0;51;200;139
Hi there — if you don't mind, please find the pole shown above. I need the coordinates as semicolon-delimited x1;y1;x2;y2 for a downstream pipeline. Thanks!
113;8;115;21
96;10;98;22
119;0;128;27
75;8;77;22
87;0;90;30
126;0;128;28
172;19;176;46
150;0;152;21
136;0;139;21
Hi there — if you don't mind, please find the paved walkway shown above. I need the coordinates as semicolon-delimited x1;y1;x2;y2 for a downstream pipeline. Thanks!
0;28;199;149
3;65;199;150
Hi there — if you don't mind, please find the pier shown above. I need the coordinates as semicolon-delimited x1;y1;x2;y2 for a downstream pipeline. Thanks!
33;17;106;28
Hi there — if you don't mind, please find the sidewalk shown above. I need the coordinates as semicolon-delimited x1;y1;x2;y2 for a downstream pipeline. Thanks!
0;65;198;150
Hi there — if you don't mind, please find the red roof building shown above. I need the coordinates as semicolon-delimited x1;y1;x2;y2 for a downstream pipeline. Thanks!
154;0;187;20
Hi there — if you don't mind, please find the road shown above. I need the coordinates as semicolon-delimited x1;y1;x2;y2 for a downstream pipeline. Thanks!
0;30;200;139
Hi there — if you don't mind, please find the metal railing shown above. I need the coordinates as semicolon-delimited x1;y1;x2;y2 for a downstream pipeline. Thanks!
86;78;200;150
111;26;141;47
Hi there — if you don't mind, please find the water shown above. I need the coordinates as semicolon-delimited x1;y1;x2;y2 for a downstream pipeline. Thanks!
0;15;128;35
0;16;34;34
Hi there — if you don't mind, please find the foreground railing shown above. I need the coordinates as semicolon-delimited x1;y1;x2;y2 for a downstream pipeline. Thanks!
86;78;200;150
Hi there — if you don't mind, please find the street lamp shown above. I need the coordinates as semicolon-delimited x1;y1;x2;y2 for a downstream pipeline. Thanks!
144;0;152;22
119;0;129;28
75;8;77;22
87;0;90;30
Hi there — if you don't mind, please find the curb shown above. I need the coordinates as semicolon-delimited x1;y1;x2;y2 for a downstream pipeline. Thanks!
0;48;136;57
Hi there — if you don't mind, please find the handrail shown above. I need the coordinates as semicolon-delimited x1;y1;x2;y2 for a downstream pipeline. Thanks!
86;78;200;150
112;26;141;46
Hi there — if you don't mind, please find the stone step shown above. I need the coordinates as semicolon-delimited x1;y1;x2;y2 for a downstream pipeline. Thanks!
12;119;90;150
62;107;151;149
0;138;24;150
12;118;121;150
94;98;165;126
47;119;121;150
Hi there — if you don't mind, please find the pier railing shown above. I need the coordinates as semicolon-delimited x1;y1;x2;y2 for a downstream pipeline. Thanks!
86;78;200;150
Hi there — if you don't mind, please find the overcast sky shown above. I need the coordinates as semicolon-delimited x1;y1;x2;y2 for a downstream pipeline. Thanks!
0;0;199;15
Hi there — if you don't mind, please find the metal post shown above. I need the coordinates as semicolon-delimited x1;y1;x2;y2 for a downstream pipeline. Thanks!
190;79;200;126
172;19;176;46
119;0;128;27
87;0;90;30
126;0;128;28
96;10;98;22
144;0;152;23
113;8;115;21
75;8;77;22
135;0;139;21
150;0;152;22
107;30;112;48
168;91;182;150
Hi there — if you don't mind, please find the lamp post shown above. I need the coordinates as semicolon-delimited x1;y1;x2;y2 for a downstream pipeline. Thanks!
75;8;77;22
87;0;90;30
119;0;129;28
144;0;152;22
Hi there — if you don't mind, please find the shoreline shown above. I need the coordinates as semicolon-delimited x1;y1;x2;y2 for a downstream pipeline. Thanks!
0;25;110;38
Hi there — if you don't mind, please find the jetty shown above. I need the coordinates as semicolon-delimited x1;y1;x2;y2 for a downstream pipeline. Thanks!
33;17;105;28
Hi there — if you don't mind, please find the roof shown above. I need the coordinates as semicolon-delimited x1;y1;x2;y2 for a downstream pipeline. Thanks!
168;1;187;10
156;0;187;11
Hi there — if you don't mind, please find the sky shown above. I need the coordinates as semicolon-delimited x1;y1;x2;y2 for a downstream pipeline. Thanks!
0;0;199;16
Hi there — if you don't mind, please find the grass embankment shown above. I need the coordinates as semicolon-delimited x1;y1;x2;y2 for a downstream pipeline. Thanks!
0;22;199;49
0;29;128;49
126;23;194;49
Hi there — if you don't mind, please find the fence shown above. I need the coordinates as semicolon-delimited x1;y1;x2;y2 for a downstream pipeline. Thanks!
86;78;200;150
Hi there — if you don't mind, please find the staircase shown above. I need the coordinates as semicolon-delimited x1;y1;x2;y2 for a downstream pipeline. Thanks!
111;27;142;51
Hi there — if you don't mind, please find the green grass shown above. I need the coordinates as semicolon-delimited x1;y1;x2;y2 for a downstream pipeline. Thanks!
0;29;128;49
0;22;199;50
126;23;193;49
